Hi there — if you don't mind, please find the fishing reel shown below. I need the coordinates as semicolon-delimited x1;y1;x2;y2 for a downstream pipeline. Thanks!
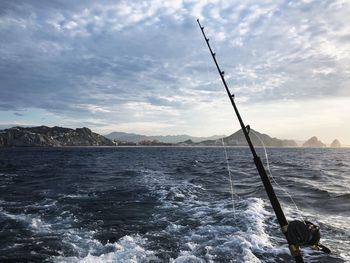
286;220;331;254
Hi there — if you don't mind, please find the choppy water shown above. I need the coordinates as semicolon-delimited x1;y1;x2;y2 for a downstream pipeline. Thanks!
0;147;349;262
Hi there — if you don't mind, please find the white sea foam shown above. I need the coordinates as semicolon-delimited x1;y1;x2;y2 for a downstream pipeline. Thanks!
63;194;92;199
42;167;281;263
1;209;52;232
137;169;284;262
2;149;349;262
0;168;287;262
171;255;205;263
54;235;156;263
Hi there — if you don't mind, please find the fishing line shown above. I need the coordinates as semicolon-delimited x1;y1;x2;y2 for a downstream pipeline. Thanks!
221;137;236;216
198;20;331;260
207;54;236;216
250;130;305;223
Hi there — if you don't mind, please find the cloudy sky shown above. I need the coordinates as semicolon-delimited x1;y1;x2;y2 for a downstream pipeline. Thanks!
0;0;349;144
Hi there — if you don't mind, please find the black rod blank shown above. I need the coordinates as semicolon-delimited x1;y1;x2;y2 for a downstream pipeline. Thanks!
196;19;304;263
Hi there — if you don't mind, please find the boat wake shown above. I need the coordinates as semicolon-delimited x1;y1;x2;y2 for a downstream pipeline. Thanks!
1;147;349;262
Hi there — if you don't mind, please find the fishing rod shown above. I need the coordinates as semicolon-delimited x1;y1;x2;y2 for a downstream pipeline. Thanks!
196;19;330;263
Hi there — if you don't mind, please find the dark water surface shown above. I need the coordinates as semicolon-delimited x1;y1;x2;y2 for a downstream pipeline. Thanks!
0;147;349;262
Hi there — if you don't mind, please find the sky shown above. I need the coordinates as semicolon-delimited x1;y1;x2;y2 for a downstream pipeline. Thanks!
0;0;349;144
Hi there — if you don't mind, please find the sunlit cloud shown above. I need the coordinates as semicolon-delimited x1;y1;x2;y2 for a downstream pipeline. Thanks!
0;0;349;143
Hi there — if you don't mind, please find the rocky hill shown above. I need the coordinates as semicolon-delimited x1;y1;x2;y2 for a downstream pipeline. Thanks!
186;129;297;147
302;136;326;147
177;139;196;146
330;139;341;148
105;131;225;144
0;126;114;147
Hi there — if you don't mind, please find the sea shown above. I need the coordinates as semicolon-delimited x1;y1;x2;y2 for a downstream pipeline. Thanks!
0;147;349;263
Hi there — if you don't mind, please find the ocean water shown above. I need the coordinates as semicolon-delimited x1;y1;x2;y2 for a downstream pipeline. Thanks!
0;147;349;263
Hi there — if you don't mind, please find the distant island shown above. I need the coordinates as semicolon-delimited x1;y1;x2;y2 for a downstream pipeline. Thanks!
330;139;341;148
108;129;342;147
0;126;343;148
0;126;114;147
301;137;342;148
302;136;326;147
195;129;298;147
105;129;297;147
105;132;225;144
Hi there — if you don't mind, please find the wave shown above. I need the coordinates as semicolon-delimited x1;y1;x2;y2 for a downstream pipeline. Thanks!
1;147;349;262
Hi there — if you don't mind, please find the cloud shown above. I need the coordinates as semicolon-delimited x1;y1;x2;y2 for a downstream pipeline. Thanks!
0;0;349;142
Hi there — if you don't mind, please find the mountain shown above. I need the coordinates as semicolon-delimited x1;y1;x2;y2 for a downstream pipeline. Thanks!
195;129;297;147
177;139;196;146
330;139;341;148
302;136;326;147
104;132;225;143
104;132;148;143
0;126;114;147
